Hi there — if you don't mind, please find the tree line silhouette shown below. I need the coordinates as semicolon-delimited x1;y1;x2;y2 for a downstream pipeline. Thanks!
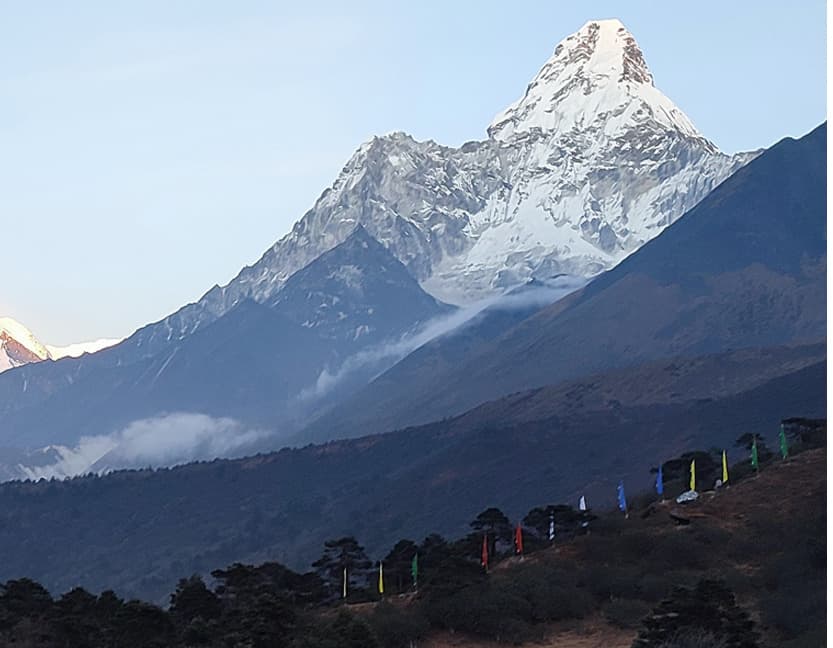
0;423;824;647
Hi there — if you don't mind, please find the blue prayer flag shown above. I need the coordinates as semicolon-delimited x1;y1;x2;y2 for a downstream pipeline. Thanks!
617;481;627;513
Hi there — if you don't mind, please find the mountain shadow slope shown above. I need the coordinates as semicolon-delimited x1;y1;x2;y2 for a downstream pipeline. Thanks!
299;123;826;443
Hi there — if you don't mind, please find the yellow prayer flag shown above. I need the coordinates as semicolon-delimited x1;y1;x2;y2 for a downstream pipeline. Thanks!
378;562;384;595
689;459;696;491
722;450;729;484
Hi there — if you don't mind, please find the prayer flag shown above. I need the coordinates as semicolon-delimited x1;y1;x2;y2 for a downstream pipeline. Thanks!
656;464;664;496
779;425;789;459
411;553;418;588
378;562;384;595
617;481;627;515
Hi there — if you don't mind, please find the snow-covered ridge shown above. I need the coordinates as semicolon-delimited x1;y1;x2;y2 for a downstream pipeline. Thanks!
47;338;121;359
0;317;122;373
122;17;759;355
0;317;50;361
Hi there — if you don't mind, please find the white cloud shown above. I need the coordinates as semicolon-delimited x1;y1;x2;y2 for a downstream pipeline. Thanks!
16;413;269;481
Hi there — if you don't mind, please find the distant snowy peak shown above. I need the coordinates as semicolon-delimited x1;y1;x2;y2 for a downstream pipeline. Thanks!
0;317;122;373
0;318;50;360
489;19;707;145
0;317;51;373
47;338;121;360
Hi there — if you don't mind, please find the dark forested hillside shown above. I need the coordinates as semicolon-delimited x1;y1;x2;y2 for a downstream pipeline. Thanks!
0;442;825;647
0;347;823;602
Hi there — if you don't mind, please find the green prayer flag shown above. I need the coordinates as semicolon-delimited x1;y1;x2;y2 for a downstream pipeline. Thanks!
751;436;759;469
779;425;789;459
411;553;418;587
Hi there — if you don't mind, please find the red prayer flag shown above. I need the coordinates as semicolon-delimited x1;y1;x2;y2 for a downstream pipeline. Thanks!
515;523;524;555
481;534;489;569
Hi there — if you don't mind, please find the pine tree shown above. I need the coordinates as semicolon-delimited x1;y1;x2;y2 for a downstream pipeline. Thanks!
383;539;418;594
469;507;513;557
418;534;450;570
781;418;826;449
523;504;588;544
52;587;101;648
632;579;759;648
734;433;772;464
169;575;221;628
657;451;720;488
312;537;373;600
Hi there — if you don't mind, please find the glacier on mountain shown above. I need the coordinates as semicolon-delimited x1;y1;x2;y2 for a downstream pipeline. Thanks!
97;18;759;355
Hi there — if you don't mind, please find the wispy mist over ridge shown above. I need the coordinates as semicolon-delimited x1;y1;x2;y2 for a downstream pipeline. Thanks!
3;279;584;482
297;278;586;402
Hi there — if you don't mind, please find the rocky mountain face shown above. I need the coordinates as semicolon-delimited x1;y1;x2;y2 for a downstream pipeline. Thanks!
0;229;450;450
298;124;826;443
0;17;761;454
269;226;451;352
103;18;755;361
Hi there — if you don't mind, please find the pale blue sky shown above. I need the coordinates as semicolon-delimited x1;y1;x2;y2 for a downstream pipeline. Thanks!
1;1;826;344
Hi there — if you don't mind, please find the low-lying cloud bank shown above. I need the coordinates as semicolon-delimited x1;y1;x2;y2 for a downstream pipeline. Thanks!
4;278;586;481
12;413;270;481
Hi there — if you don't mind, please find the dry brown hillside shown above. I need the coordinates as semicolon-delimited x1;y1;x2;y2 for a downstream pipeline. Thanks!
353;447;826;647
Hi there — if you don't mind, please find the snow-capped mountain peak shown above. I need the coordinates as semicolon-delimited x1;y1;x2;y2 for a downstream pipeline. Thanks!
0;318;50;361
0;317;123;373
488;19;705;145
93;18;758;358
0;317;51;373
